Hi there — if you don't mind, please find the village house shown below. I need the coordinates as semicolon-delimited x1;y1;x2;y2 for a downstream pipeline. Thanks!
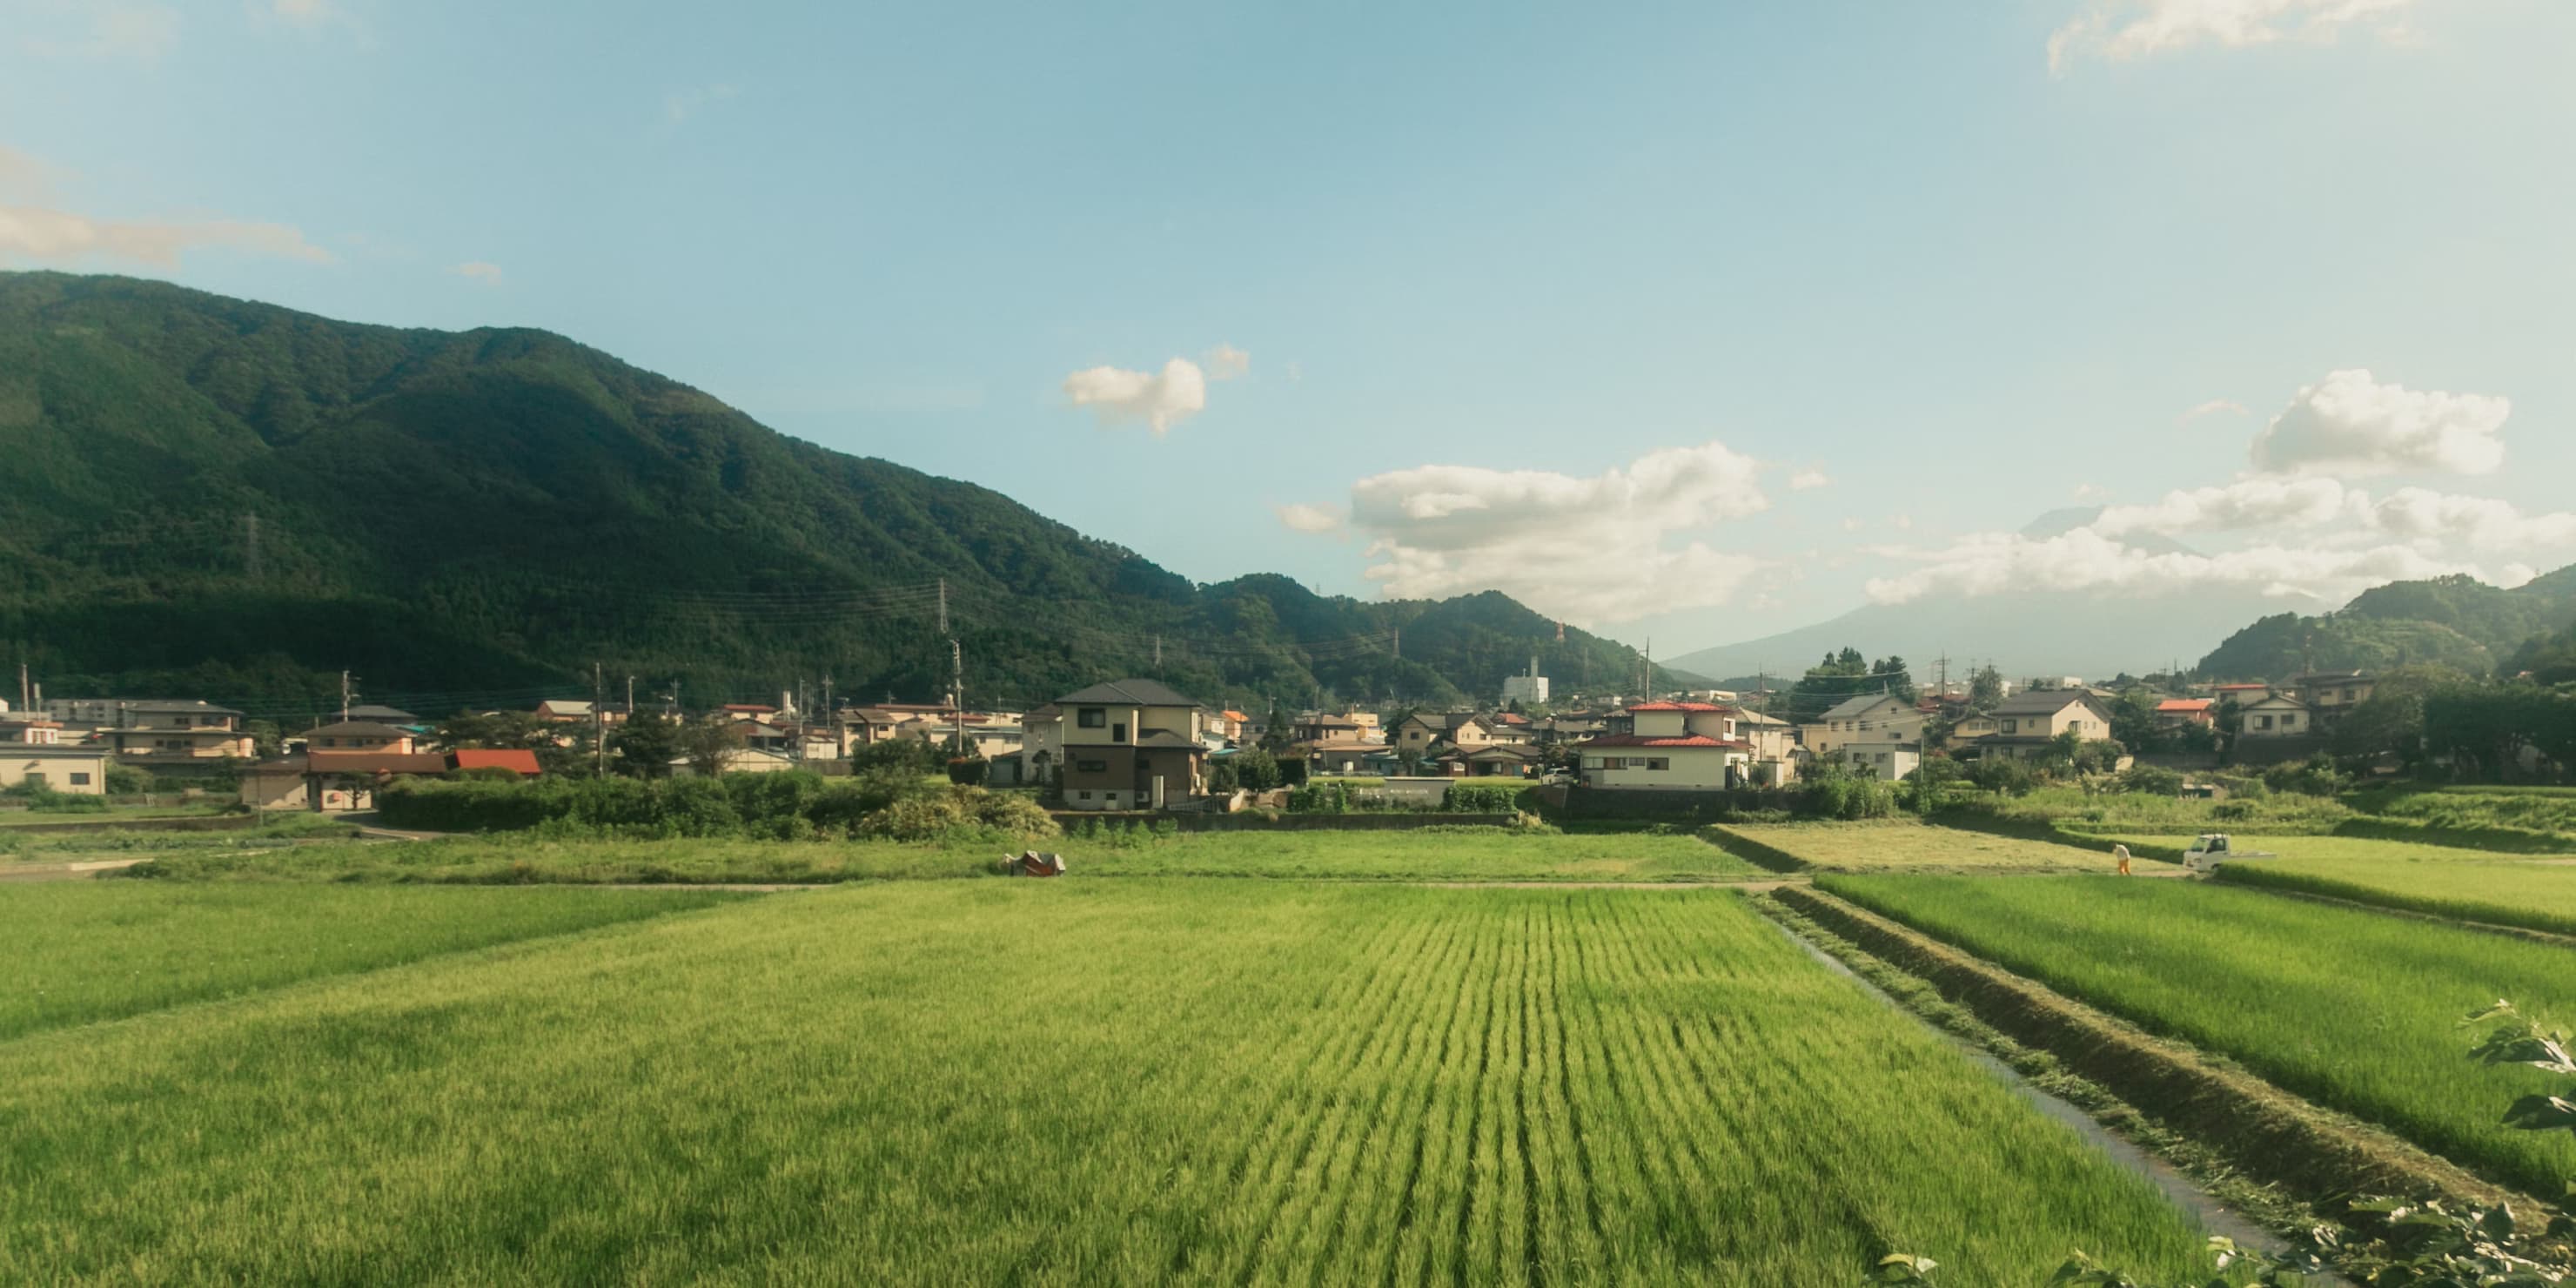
0;714;111;795
2154;698;2215;730
1055;679;1210;811
1973;689;2116;760
1392;711;1493;757
1577;701;1753;789
1432;741;1544;778
1211;709;1251;743
535;699;607;724
51;700;256;771
1946;711;2002;747
1291;712;1365;744
2291;671;2376;730
2236;692;2311;740
341;704;421;727
1296;738;1398;776
2212;682;2272;708
1801;693;1926;761
302;721;419;754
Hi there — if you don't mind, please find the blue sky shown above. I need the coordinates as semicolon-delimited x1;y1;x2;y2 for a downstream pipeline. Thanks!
6;0;2573;655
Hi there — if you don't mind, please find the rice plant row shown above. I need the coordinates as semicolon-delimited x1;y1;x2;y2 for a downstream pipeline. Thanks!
0;881;2222;1285
1817;874;2576;1197
2214;853;2576;938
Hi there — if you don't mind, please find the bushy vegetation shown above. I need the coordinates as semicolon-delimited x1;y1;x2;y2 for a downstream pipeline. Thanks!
1820;874;2576;1197
375;769;1057;842
1709;820;2124;873
0;883;2228;1282
2356;784;2576;838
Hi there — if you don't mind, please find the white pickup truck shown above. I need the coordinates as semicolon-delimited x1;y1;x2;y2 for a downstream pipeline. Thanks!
2182;832;2278;874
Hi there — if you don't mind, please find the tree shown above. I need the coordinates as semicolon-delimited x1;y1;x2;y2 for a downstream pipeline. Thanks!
612;711;681;778
246;718;283;760
2106;688;2163;755
1231;748;1283;792
677;719;746;777
1869;656;1917;704
1968;665;2005;710
2331;663;2467;765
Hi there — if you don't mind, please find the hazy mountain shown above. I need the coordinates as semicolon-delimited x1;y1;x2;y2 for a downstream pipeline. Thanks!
1667;511;2267;681
0;272;1679;716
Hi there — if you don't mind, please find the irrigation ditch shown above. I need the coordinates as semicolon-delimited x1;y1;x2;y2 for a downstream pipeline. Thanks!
1754;883;2529;1218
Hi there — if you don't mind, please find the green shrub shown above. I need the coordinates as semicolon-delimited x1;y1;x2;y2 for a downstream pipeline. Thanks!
1442;781;1532;813
2118;764;2185;796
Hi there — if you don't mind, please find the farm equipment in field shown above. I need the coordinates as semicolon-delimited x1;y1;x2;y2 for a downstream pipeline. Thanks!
1008;851;1067;877
2182;833;2277;874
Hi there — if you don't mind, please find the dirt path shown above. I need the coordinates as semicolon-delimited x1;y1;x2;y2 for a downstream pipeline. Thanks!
0;857;151;882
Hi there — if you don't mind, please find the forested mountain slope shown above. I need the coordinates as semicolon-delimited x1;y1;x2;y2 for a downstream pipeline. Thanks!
0;273;1668;715
2196;570;2576;681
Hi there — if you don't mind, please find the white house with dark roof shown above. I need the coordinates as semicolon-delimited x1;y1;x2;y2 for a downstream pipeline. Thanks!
1577;701;1753;788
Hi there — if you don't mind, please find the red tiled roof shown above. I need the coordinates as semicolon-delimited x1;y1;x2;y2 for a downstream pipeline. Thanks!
2155;699;2212;713
1220;710;1249;722
1581;734;1748;748
449;748;542;775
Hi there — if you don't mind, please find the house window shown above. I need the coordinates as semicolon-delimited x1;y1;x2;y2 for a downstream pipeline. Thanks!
2256;715;2273;730
2001;720;2017;735
69;773;90;786
1077;791;1091;801
1647;758;1670;771
1111;723;1127;742
1076;759;1109;774
1077;708;1106;728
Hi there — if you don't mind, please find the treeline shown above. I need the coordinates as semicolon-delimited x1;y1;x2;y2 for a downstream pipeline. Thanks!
377;769;1057;842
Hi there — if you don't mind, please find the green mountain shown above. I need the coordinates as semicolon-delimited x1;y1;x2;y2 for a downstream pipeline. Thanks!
0;272;1672;718
2196;569;2576;681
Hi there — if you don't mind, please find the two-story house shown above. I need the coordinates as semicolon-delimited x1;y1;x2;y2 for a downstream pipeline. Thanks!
303;721;418;754
1056;679;1210;810
2236;692;2311;740
74;700;256;770
0;715;111;795
1577;701;1753;788
1392;712;1493;758
2291;671;2375;730
1801;694;1926;761
1976;690;2116;759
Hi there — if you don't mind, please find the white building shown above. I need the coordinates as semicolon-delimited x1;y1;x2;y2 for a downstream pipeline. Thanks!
1577;702;1751;788
1501;656;1550;706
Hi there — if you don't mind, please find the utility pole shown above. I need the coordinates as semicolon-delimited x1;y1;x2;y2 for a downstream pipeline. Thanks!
626;675;635;720
1152;634;1162;674
949;640;963;757
936;579;949;636
593;662;606;776
244;513;261;581
1392;627;1400;662
339;670;353;725
17;660;27;714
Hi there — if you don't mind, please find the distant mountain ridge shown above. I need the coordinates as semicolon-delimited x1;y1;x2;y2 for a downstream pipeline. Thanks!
0;272;1676;715
2196;567;2576;681
1667;510;2262;681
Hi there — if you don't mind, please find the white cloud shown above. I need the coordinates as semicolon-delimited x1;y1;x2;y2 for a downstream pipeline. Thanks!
14;3;180;63
2364;487;2576;548
1063;357;1210;434
1788;469;1831;492
0;146;62;202
2249;367;2511;476
1276;503;1343;534
665;84;740;124
2071;482;2111;502
2092;476;2358;537
1865;527;2472;605
446;260;504;284
1337;441;1771;626
1202;344;1250;381
0;204;330;268
2179;398;2251;423
2049;0;2423;73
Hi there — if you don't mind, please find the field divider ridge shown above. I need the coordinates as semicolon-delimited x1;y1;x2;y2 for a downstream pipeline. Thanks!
2212;869;2576;949
1764;883;2526;1213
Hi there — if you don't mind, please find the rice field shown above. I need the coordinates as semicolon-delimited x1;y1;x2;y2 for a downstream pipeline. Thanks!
2214;852;2576;937
2111;834;2535;865
1713;820;2123;872
0;882;2231;1285
112;828;1764;884
0;882;740;1040
1817;874;2576;1197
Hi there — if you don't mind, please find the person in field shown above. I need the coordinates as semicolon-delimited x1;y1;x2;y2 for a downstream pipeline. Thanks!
2111;843;2132;876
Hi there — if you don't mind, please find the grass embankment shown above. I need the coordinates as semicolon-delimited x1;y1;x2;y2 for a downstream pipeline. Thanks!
1816;875;2576;1197
0;803;233;828
1712;819;2123;873
0;882;2229;1283
2214;853;2576;939
1962;787;2355;836
116;828;1764;884
0;883;740;1040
